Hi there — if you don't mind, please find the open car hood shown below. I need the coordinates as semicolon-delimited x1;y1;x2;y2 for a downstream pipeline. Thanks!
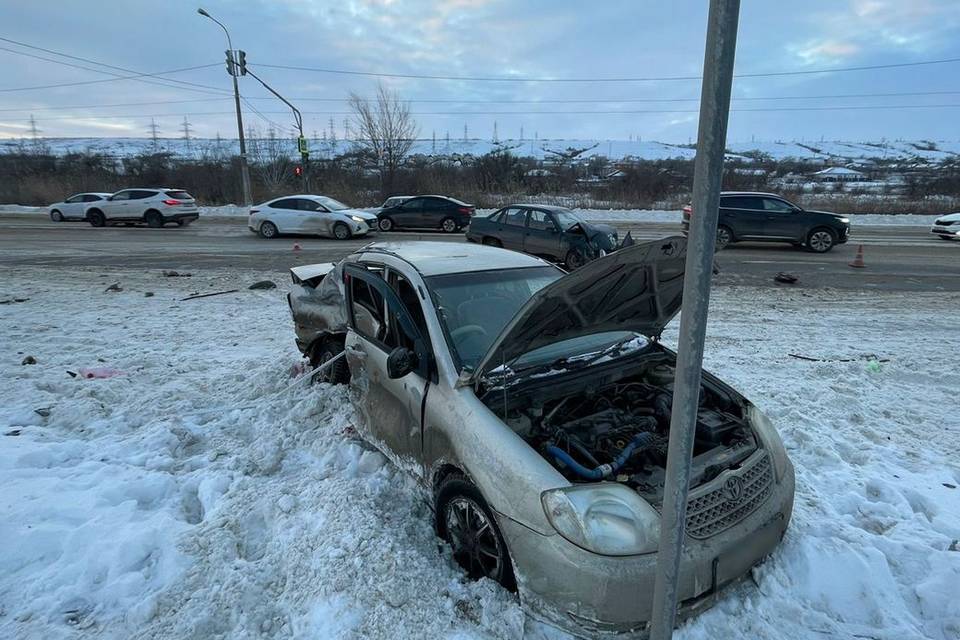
471;236;687;383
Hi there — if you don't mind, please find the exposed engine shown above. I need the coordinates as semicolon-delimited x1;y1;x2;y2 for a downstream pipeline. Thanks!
498;360;757;494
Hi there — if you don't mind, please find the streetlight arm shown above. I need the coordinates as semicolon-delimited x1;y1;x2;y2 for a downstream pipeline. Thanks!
197;8;233;52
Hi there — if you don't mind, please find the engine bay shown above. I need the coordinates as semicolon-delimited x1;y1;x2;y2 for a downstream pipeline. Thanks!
488;355;758;498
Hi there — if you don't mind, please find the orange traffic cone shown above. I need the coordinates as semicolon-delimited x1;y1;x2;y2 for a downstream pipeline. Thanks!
848;244;866;268
292;242;302;252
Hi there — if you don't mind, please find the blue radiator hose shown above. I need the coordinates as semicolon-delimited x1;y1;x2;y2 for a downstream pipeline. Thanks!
545;431;657;480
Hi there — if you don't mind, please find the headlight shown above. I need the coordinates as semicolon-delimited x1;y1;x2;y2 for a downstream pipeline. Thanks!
839;217;850;224
748;405;790;482
541;484;660;556
350;215;365;223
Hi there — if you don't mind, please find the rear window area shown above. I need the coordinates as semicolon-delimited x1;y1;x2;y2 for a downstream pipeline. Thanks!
165;190;193;200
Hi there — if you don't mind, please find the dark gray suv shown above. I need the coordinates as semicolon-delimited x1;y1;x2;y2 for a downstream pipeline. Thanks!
681;192;851;252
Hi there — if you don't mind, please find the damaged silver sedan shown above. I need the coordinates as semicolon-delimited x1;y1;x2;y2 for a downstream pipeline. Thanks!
287;239;795;636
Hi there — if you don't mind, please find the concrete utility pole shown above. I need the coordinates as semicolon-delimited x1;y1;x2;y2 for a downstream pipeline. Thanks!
198;8;253;206
648;1;740;639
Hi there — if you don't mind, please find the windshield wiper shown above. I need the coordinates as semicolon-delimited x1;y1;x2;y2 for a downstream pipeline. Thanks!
512;334;647;379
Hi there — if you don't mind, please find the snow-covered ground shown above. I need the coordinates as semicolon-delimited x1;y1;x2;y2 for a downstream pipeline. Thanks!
1;268;958;640
0;204;945;227
5;137;959;164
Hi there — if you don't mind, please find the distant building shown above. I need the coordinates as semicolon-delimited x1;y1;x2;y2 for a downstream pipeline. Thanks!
810;166;866;182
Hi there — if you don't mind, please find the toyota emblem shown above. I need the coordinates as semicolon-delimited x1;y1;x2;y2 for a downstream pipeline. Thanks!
721;476;744;504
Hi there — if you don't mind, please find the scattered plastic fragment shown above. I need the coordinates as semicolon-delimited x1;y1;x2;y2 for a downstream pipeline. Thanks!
78;367;123;379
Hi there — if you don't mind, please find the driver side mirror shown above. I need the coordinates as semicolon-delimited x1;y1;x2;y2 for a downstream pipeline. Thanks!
386;346;418;379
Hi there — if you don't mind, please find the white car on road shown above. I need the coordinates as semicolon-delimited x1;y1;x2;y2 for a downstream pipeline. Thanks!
84;188;199;228
248;195;378;240
48;192;112;222
931;213;960;241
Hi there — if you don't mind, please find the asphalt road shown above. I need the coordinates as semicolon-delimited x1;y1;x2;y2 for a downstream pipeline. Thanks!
1;214;956;291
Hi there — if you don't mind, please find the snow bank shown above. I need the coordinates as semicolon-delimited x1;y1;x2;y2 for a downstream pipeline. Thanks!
1;269;958;639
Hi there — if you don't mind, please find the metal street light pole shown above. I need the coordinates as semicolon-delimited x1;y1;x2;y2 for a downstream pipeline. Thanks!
198;7;253;206
244;67;309;192
648;1;740;639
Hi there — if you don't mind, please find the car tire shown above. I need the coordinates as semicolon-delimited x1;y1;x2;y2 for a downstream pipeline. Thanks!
482;237;502;247
332;222;351;240
440;217;458;233
435;474;516;591
50;210;63;222
378;217;394;232
87;210;105;227
806;227;836;253
176;219;192;227
310;337;350;385
716;225;733;250
259;221;279;239
145;210;164;228
565;248;587;270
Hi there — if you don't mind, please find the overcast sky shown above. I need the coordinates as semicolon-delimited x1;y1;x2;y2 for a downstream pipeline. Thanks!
1;0;958;142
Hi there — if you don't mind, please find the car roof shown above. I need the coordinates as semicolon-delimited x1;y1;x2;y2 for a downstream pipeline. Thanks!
504;204;574;212
356;241;550;276
719;191;788;198
413;194;470;205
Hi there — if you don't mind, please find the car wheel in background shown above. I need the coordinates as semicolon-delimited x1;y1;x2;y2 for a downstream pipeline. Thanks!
310;337;350;385
378;217;394;232
440;217;458;233
145;210;164;228
806;227;836;253
565;248;586;270
87;210;105;227
332;222;351;240
50;210;63;222
435;474;515;590
482;237;502;247
177;219;192;227
716;225;733;250
259;221;279;239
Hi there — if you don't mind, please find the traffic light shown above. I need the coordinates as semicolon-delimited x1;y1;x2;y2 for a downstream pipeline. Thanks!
294;165;303;177
225;50;236;76
237;50;247;76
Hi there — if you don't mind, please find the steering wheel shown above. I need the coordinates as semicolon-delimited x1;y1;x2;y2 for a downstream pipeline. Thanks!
450;324;488;343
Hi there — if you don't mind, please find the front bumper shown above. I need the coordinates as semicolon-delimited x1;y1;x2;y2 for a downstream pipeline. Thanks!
500;461;795;637
932;226;959;238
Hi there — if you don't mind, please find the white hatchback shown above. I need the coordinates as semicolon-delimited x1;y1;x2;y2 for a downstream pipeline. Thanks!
48;192;112;221
248;195;378;240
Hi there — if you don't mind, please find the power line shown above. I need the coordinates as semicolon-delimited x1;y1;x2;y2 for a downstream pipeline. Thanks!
27;103;960;121
5;89;959;113
0;62;223;94
0;97;233;112
0;36;231;95
252;56;960;83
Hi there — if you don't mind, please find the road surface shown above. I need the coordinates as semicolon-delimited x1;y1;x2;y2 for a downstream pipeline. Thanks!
0;215;956;291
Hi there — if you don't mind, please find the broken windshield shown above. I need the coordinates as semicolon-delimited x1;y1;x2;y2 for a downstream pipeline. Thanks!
426;266;562;371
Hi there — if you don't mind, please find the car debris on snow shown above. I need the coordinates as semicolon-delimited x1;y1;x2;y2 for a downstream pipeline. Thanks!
248;280;277;290
161;270;192;277
21;355;36;365
180;289;240;301
104;282;122;292
774;272;799;284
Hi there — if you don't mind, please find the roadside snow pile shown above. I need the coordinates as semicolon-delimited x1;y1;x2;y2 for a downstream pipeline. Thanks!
1;269;958;639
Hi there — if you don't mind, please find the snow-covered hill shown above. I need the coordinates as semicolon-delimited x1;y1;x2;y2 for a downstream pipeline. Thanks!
4;136;959;164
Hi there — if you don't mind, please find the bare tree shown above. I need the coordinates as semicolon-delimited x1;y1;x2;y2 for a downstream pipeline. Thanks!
348;83;418;193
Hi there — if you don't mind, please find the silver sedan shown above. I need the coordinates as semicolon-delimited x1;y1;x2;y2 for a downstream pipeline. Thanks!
287;238;795;636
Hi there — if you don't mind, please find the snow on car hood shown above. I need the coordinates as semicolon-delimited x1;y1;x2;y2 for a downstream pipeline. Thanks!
472;236;686;383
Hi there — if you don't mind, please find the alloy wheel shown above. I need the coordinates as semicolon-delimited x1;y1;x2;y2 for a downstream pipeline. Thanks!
378;217;394;232
716;226;732;249
444;497;504;581
808;230;834;253
441;218;458;233
333;222;351;240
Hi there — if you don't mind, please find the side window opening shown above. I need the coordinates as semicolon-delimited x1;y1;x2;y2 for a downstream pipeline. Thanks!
350;266;386;342
386;271;428;352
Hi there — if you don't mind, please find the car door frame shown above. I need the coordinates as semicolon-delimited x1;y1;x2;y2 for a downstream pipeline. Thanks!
394;197;425;228
342;261;434;474
720;195;767;239
296;198;333;236
266;198;302;233
102;190;132;219
757;196;805;241
523;208;563;259
499;206;528;250
61;194;86;219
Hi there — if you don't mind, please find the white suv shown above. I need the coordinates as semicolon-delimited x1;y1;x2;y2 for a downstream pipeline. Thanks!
85;188;199;228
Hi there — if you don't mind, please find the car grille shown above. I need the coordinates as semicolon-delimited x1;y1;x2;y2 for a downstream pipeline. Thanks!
684;450;773;539
935;220;954;226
